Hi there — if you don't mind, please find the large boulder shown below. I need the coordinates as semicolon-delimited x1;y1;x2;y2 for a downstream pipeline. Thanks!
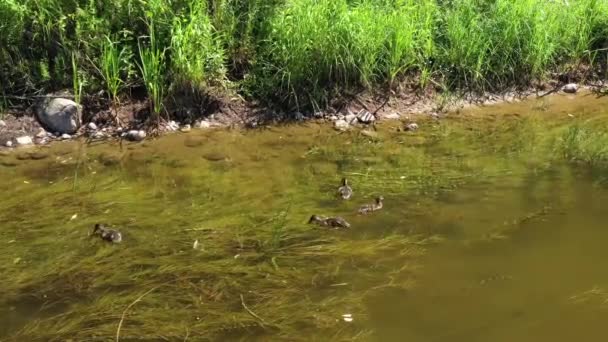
36;98;82;134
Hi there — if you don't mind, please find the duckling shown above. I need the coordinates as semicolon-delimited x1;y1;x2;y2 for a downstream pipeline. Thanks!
93;223;122;243
308;215;351;229
358;196;384;215
338;178;353;200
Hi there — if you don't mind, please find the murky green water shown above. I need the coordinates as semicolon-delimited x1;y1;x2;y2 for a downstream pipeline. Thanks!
2;92;608;341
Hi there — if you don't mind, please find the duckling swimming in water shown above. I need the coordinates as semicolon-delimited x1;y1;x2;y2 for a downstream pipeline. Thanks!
358;196;384;215
308;215;351;229
93;223;122;243
338;178;353;200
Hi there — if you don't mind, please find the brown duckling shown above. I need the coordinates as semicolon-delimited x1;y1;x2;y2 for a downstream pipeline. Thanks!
358;196;384;215
93;223;122;243
308;215;351;229
338;178;353;200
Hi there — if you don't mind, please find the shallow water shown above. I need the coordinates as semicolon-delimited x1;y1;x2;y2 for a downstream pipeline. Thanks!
2;92;608;341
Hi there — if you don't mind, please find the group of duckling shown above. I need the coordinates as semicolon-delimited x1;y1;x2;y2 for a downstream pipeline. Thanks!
91;178;381;243
308;178;384;230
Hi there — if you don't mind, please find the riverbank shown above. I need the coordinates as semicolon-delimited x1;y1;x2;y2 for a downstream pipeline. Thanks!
0;79;601;151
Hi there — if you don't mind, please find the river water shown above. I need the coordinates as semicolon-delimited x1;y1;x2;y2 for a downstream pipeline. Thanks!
1;92;608;341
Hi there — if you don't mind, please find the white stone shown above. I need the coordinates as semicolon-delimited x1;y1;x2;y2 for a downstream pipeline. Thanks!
5;140;13;147
405;123;419;131
61;134;72;140
345;113;357;124
35;128;47;138
334;119;350;131
563;83;578;94
167;121;179;131
87;122;98;131
196;121;211;129
180;124;191;133
126;130;146;141
0;120;6;127
16;136;33;146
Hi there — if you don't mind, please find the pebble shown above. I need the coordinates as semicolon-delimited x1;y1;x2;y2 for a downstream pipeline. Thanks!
329;115;339;122
5;140;13;147
563;83;578;94
405;123;419;131
126;130;146;142
196;120;211;129
35;129;47;138
294;112;305;121
87;122;98;131
16;136;33;146
167;121;179;131
0;120;5;127
345;113;357;124
180;124;192;133
384;112;400;120
314;111;324;119
61;134;72;140
334;119;350;131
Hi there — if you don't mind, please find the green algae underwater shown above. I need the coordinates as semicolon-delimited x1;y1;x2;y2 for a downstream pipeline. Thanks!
2;92;608;341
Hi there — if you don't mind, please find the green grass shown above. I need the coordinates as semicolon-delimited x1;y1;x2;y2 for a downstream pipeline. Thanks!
1;0;607;112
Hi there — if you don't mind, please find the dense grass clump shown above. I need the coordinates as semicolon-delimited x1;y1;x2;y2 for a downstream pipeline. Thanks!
0;0;607;112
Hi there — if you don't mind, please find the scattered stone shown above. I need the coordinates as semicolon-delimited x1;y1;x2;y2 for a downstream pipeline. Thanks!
93;131;105;139
180;124;192;133
87;122;98;131
16;136;33;146
334;119;350;131
294;112;305;121
345;112;358;125
0;120;6;127
314;111;324;119
167;121;179;131
126;130;146;142
35;128;47;138
329;115;339;122
196;120;211;129
184;136;205;148
405;123;419;131
357;110;376;124
563;83;578;94
113;127;120;133
61;133;72;140
430;112;440;120
337;113;345;120
5;140;13;147
16;151;49;160
384;112;400;120
36;98;82;134
202;151;228;162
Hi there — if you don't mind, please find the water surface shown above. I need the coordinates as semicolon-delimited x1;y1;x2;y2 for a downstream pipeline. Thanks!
2;92;608;341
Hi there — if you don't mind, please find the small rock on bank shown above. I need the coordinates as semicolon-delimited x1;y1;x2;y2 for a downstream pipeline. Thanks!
405;123;419;131
16;136;33;146
563;83;578;94
36;98;82;134
126;130;146;142
334;119;350;131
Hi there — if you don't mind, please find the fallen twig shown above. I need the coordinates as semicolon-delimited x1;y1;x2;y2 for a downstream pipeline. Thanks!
240;294;269;326
116;286;160;342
